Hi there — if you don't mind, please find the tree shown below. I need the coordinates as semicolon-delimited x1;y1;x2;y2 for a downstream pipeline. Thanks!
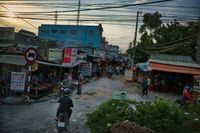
131;12;199;63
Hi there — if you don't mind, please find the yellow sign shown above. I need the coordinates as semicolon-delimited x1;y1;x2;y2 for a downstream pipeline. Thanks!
31;63;38;72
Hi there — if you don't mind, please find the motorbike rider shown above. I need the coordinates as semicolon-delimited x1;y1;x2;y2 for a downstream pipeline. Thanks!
62;73;73;87
55;88;74;122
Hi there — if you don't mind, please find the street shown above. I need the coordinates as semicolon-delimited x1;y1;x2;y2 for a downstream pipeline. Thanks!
0;75;181;133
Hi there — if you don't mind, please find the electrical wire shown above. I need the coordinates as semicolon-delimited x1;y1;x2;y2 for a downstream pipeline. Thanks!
0;4;37;29
144;34;197;50
11;0;176;14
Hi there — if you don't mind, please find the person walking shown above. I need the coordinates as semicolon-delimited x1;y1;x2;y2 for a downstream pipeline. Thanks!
147;76;151;91
142;77;148;97
77;72;84;95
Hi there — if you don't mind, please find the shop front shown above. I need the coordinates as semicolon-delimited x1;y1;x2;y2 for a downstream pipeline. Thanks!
148;58;200;94
0;55;28;97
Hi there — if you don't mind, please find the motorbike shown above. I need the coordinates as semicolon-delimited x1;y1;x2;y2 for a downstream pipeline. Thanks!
59;82;73;96
56;112;69;133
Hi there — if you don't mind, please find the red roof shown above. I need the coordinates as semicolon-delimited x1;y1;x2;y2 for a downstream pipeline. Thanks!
149;62;200;75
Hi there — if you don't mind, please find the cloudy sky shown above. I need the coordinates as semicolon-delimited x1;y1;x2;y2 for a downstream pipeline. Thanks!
0;0;199;52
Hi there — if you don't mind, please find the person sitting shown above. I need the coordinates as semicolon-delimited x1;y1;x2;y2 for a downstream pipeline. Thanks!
183;87;192;103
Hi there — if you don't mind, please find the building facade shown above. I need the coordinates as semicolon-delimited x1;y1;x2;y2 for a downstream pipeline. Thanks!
38;24;103;49
15;29;36;45
0;27;14;40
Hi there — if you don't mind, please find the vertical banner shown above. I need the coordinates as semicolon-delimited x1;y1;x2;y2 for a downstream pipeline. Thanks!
62;48;78;65
11;72;26;92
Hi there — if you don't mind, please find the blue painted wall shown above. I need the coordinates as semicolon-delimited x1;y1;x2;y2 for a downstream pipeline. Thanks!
38;24;102;48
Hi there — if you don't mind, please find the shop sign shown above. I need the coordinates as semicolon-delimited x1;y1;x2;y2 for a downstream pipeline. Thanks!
112;91;127;100
11;72;26;92
48;48;62;61
79;63;92;76
125;69;133;81
31;63;38;72
63;48;77;56
62;48;78;66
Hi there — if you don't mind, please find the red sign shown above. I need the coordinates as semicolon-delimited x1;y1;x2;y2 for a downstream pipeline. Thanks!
63;57;71;63
62;48;77;64
64;48;72;56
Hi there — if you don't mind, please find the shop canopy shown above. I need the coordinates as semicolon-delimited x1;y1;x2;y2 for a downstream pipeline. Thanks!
148;54;200;75
0;55;27;66
36;60;81;68
149;62;200;75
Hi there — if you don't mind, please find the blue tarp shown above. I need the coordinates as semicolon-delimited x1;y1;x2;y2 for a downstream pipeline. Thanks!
136;62;149;72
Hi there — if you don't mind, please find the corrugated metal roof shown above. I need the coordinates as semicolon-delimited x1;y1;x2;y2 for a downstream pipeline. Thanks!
151;54;194;62
149;62;200;75
149;59;200;69
0;55;27;66
150;54;200;68
36;60;81;68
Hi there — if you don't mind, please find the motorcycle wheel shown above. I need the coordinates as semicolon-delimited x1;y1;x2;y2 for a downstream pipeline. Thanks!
58;127;65;133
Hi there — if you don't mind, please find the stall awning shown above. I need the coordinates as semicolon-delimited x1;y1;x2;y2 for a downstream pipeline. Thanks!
149;62;200;75
36;60;81;68
0;55;27;66
136;62;149;72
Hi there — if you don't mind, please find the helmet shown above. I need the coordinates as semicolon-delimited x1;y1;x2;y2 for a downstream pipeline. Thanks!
64;73;69;77
63;88;71;94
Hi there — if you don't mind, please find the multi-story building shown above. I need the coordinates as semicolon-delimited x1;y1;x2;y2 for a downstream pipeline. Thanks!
107;44;119;53
38;24;103;49
106;44;120;61
0;27;15;41
15;29;37;45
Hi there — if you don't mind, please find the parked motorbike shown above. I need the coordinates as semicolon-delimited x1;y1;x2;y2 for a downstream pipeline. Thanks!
56;112;69;133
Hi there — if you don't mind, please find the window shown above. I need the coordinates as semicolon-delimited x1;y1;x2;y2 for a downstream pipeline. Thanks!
88;42;93;46
88;30;93;36
51;29;57;34
70;42;76;45
60;30;66;34
70;30;77;35
41;29;49;33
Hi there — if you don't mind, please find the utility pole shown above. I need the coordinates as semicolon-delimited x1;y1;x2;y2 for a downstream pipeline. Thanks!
77;0;81;25
132;11;141;64
54;10;58;25
197;19;200;64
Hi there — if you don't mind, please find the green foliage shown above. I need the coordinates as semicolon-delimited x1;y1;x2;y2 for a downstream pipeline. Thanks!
87;100;135;133
131;11;199;63
181;104;200;133
141;11;162;32
87;98;199;133
134;98;185;133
